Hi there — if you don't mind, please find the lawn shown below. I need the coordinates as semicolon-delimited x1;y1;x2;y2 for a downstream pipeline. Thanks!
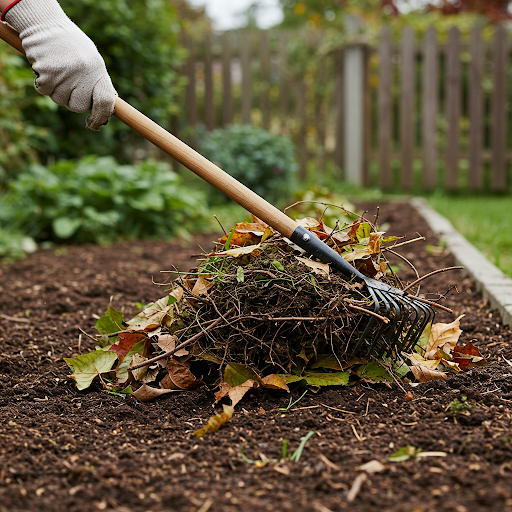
427;194;512;278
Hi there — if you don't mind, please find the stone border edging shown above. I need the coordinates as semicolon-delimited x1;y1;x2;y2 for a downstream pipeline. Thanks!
411;197;512;327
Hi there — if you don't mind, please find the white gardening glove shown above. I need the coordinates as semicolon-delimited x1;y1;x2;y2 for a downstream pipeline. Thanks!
2;0;116;130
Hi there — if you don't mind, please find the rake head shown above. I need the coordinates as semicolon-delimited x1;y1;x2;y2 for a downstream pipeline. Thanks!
349;277;435;359
290;226;435;360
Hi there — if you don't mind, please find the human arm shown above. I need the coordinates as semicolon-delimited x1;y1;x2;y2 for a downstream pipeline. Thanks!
0;0;116;130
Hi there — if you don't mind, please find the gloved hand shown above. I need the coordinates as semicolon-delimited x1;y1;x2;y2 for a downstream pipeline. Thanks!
1;0;116;130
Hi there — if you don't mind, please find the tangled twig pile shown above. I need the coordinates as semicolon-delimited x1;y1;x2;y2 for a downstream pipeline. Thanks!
65;206;485;429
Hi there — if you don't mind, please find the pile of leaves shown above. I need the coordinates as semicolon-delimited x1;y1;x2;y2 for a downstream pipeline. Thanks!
65;210;486;434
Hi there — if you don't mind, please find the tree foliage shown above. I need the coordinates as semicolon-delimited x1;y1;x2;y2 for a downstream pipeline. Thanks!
426;0;511;21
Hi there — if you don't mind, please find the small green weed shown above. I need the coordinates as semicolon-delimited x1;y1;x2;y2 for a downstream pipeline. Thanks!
240;431;316;466
448;396;475;415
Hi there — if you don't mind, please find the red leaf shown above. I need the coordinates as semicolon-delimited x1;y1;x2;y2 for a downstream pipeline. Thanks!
109;332;147;362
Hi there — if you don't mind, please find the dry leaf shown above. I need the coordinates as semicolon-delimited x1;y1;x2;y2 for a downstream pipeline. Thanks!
157;334;189;357
424;315;464;358
295;256;330;277
216;244;262;257
195;404;234;437
260;374;290;392
130;354;159;384
410;364;448;382
191;275;214;297
297;217;321;229
167;360;203;390
133;384;178;402
126;294;177;331
214;379;258;406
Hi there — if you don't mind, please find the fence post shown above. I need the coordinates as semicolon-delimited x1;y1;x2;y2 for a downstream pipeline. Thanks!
343;16;365;186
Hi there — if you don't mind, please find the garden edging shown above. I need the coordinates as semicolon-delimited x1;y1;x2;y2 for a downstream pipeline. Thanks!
411;197;512;327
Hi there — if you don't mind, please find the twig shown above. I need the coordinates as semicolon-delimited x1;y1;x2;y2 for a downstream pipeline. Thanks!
382;236;426;251
78;327;98;342
128;307;236;371
320;403;357;414
344;302;390;323
387;249;419;292
347;474;367;502
402;266;464;293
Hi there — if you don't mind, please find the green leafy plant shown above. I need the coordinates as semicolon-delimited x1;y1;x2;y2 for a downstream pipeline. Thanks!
199;125;298;204
448;396;476;415
2;155;211;245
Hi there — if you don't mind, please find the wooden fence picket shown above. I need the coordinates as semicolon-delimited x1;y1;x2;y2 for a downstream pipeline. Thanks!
422;26;438;191
400;26;416;190
378;26;393;189
469;25;484;190
446;26;461;191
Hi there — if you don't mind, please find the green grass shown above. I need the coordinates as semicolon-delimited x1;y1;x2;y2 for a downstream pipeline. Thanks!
427;194;512;278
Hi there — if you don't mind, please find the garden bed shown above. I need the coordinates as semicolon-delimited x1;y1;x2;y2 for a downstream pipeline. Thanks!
1;201;511;512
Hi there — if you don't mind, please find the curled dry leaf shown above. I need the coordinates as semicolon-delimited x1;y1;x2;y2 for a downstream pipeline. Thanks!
195;404;234;438
191;275;215;297
131;354;159;384
215;244;262;257
410;364;448;382
260;374;290;392
424;315;464;359
295;256;330;277
166;360;203;390
214;379;258;407
132;383;178;402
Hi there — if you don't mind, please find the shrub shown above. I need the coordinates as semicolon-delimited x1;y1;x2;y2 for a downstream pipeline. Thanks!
2;156;210;246
199;125;298;204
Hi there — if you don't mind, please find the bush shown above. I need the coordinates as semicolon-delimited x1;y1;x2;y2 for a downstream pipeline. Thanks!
2;156;211;246
199;125;298;204
17;0;185;162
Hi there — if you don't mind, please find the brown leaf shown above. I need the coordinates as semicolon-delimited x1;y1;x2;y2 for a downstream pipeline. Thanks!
167;360;203;390
295;256;330;277
214;379;258;406
157;333;189;357
260;374;290;392
410;364;448;382
195;404;234;437
130;354;159;383
191;275;214;297
132;384;178;402
452;342;486;368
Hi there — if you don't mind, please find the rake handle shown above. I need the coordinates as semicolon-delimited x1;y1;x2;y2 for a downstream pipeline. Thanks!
0;21;299;238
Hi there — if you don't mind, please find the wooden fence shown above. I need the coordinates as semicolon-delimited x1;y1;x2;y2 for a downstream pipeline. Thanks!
178;25;511;192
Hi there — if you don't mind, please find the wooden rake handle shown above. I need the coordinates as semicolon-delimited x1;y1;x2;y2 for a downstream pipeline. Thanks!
0;21;299;239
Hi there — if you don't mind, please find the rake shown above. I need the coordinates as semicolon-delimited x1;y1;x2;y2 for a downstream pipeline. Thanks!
0;22;435;359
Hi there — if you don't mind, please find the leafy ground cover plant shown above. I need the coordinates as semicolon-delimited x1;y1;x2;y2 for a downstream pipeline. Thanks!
1;155;211;247
64;205;486;434
199;125;298;204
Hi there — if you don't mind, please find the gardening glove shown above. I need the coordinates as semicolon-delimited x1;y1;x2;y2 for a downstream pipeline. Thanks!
1;0;116;130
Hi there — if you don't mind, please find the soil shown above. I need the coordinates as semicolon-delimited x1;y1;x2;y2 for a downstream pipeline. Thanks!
1;201;511;512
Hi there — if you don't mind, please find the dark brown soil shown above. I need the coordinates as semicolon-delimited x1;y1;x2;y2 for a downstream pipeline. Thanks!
1;201;511;512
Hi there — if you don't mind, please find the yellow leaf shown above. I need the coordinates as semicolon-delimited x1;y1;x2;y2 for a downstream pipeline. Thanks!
195;404;234;437
425;315;464;358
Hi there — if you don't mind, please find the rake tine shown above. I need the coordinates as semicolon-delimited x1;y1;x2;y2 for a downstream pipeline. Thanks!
398;295;433;353
364;288;396;358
